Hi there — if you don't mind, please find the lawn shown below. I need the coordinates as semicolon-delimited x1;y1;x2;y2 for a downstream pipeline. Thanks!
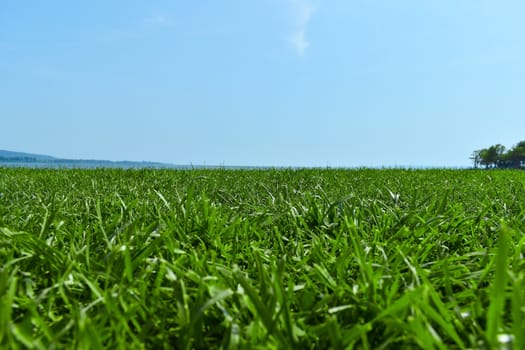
1;168;524;349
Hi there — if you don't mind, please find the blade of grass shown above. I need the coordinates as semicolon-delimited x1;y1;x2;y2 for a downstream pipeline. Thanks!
486;224;510;347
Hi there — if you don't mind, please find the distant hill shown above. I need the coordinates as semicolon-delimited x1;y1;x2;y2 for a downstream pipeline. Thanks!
0;149;56;161
0;149;181;169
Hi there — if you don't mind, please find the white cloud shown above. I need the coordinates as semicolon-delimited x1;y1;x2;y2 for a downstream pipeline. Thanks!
292;0;316;28
143;14;172;27
288;31;309;56
286;0;317;56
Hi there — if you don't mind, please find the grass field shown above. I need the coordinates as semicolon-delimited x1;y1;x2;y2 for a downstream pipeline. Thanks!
1;168;524;349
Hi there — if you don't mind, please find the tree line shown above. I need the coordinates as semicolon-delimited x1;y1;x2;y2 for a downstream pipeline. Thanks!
471;141;525;169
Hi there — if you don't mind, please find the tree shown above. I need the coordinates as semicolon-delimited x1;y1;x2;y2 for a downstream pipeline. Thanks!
506;141;525;169
477;144;504;168
478;148;490;169
470;150;482;168
473;140;525;169
492;144;506;168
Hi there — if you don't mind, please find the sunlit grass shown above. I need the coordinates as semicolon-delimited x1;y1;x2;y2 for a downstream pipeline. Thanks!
0;168;524;348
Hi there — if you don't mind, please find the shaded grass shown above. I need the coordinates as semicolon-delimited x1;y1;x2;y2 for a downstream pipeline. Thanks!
0;168;524;348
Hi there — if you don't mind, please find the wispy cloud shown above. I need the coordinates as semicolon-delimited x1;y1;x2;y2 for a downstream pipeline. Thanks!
287;0;317;56
288;31;309;56
143;14;172;27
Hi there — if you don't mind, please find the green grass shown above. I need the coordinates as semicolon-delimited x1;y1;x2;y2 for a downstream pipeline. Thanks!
0;168;524;349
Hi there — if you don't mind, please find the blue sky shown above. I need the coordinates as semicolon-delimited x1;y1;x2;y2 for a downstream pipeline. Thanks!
2;1;524;167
